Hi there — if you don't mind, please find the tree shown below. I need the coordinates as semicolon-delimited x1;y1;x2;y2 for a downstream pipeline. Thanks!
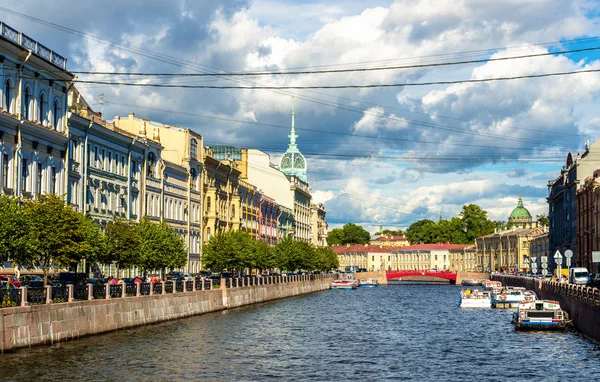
316;247;339;271
22;195;90;285
79;216;107;266
326;228;344;246
202;231;240;272
252;239;275;272
536;213;549;227
104;218;142;272
406;219;437;244
341;223;370;244
459;204;496;243
0;196;30;268
381;229;404;236
274;236;304;271
139;218;187;273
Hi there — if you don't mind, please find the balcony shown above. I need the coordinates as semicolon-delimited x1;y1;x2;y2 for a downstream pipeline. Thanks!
1;22;67;69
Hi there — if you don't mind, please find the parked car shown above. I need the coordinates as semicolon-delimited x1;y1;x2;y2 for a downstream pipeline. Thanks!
0;275;21;288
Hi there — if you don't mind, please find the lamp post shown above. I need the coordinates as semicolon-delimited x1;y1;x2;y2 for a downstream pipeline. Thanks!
554;250;563;280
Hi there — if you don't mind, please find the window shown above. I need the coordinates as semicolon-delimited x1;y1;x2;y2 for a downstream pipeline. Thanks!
69;139;77;160
131;160;137;177
53;100;60;129
50;167;56;194
38;92;47;124
147;152;156;177
190;139;198;160
206;227;211;241
120;155;125;175
23;86;31;119
206;196;211;212
2;154;8;188
94;146;99;167
101;149;106;170
36;162;42;194
108;151;112;172
3;79;12;112
231;204;235;218
21;159;28;192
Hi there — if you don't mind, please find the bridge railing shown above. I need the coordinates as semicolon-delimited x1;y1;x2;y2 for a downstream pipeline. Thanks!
493;275;600;306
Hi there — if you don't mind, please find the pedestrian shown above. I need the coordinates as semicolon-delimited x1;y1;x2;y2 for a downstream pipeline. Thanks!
151;275;158;284
107;276;117;285
134;276;142;284
117;277;124;285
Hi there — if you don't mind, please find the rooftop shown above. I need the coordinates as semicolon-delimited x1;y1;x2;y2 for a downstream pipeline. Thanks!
1;21;67;69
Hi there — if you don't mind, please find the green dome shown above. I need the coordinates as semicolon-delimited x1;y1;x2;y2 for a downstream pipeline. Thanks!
508;197;532;221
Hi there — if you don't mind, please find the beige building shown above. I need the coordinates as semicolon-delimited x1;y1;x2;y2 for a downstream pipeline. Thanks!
391;244;471;271
529;233;549;272
310;203;328;247
371;234;409;247
449;245;477;272
113;114;205;272
332;244;394;271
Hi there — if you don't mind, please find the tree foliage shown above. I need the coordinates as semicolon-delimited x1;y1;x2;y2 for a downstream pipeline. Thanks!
139;218;187;272
406;204;498;244
380;229;405;236
104;218;141;270
536;213;549;227
0;196;30;265
202;231;337;273
326;223;370;246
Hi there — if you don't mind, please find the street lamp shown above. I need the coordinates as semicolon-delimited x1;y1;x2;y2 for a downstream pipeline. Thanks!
554;250;563;280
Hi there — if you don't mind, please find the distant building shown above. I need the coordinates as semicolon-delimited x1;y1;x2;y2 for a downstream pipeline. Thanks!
449;245;477;272
476;227;547;273
548;143;600;271
391;243;471;271
332;244;394;271
576;170;600;272
310;203;328;247
529;233;549;272
507;197;536;229
371;234;409;247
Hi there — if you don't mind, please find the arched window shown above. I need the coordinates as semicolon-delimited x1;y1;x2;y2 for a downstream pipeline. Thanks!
147;152;156;177
4;79;12;113
38;92;47;125
190;139;198;160
23;86;32;119
206;227;211;241
206;196;211;212
53;99;61;129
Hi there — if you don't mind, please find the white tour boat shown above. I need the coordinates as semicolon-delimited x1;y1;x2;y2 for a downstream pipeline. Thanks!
492;287;537;308
331;280;358;290
512;300;568;330
359;279;378;288
459;289;492;308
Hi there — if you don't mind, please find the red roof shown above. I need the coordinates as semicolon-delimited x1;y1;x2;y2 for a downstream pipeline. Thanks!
330;244;395;254
395;243;471;251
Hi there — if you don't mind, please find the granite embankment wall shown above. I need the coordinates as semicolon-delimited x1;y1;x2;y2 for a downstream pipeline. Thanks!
352;271;387;285
455;272;490;285
492;275;600;342
0;276;333;352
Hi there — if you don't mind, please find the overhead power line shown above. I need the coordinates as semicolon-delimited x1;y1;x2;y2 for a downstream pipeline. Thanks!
60;46;600;76
71;68;600;89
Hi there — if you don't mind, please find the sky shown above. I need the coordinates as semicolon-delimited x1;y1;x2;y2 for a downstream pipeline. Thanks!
2;0;600;234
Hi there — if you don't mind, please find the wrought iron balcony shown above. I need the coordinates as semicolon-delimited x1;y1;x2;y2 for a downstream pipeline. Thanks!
1;21;67;69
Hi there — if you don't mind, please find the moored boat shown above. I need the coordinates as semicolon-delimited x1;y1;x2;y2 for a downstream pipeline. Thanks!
461;279;480;286
331;280;357;290
512;300;568;330
359;279;378;288
492;287;537;308
459;289;491;308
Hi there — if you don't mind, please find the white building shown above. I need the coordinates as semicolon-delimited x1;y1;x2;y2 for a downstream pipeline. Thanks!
0;21;71;199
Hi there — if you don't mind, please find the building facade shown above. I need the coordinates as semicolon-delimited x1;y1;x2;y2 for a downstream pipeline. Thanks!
449;245;477;272
0;22;71;200
238;179;259;238
371;234;409;247
310;203;328;247
576;171;600;272
529;233;549;272
476;227;547;272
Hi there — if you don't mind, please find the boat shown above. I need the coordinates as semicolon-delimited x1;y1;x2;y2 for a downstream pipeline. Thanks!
459;289;491;308
512;300;568;330
331;280;357;290
359;279;378;288
492;287;537;308
461;279;480;286
482;280;503;293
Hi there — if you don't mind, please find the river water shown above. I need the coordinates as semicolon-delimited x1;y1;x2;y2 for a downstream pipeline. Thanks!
2;283;599;381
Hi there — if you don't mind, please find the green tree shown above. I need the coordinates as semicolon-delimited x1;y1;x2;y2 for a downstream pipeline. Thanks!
274;236;304;271
22;195;90;285
406;219;437;244
326;228;344;246
341;223;370;245
459;204;496;242
536;213;549;227
139;218;187;273
381;229;405;236
104;218;142;271
79;215;107;265
252;239;275;272
316;247;339;271
0;196;30;267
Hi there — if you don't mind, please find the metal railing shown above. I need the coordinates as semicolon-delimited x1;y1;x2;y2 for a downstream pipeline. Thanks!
1;21;68;69
0;274;335;308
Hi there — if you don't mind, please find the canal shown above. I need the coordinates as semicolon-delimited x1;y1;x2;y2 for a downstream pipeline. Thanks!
2;284;599;381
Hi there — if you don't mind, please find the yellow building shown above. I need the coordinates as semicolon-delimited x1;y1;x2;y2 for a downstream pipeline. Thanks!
113;114;204;272
476;227;548;272
310;203;328;247
332;244;394;271
371;234;409;247
449;245;477;272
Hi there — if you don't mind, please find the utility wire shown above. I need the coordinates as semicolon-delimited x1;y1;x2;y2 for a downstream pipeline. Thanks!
69;68;600;89
57;46;600;76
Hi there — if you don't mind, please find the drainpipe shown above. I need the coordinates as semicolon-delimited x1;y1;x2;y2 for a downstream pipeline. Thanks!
14;51;32;197
81;120;92;214
159;158;165;223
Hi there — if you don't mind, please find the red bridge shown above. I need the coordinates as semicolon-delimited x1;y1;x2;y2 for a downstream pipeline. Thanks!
386;270;457;282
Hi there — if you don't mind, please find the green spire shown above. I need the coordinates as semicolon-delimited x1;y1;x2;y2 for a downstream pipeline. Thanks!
289;96;297;148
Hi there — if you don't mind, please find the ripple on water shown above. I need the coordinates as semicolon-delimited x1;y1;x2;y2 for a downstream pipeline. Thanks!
1;284;599;381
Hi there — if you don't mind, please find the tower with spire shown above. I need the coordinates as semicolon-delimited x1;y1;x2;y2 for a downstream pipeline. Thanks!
279;96;308;182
